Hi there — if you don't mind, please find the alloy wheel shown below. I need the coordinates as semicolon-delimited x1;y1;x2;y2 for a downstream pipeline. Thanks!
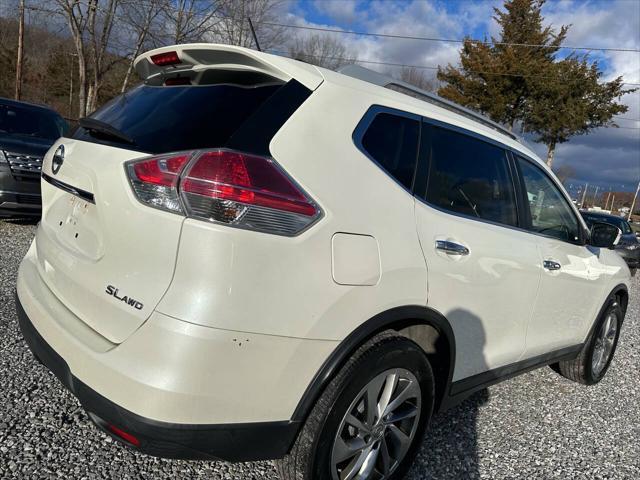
330;368;422;480
592;312;618;377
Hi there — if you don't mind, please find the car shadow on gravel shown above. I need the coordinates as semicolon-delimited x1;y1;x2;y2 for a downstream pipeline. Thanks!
407;389;490;480
407;308;489;480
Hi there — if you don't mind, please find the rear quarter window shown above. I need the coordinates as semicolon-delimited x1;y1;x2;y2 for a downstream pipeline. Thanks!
356;111;420;190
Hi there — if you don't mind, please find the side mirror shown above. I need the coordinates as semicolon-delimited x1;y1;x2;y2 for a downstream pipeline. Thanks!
590;222;621;249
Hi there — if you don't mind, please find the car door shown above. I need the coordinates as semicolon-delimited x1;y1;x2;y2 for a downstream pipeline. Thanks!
514;156;606;357
414;123;541;381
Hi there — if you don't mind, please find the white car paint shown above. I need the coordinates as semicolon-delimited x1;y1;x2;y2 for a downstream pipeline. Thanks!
16;44;630;431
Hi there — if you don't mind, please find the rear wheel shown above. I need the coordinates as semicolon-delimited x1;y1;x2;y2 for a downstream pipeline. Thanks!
276;332;434;480
555;298;623;385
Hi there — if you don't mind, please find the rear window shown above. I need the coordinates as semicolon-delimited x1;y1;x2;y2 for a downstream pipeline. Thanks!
0;103;67;140
72;84;281;154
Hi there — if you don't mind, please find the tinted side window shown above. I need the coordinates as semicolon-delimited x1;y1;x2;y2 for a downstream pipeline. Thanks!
517;157;581;243
360;112;419;190
424;126;517;227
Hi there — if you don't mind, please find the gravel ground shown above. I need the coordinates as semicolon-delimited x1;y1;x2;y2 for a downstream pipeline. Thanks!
1;219;638;479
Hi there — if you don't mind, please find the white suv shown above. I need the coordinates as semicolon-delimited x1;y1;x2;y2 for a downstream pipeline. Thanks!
16;45;630;479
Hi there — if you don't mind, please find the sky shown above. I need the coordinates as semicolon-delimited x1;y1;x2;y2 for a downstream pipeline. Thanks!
279;0;640;197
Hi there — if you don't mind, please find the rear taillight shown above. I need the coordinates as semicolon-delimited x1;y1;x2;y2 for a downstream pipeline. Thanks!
126;149;321;236
127;152;191;213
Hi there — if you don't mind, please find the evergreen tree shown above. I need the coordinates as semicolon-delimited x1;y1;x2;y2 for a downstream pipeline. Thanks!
437;0;634;167
526;56;631;167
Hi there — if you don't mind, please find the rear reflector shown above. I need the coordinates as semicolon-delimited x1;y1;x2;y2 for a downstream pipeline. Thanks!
150;51;180;66
107;424;141;447
126;149;321;236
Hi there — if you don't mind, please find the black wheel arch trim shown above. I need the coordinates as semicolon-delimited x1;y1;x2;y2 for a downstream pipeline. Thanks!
584;283;629;343
290;305;457;423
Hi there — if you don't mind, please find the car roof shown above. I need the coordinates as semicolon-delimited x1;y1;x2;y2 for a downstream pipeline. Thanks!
313;64;542;165
0;97;61;115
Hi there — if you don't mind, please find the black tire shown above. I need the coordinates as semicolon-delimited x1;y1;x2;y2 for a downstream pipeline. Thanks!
276;332;434;480
556;297;623;385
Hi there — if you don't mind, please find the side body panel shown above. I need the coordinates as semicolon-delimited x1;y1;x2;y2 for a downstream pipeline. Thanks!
415;202;541;380
156;81;429;340
524;238;630;357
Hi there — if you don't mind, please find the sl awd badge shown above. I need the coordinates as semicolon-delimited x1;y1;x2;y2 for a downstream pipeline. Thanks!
106;285;144;310
52;145;65;174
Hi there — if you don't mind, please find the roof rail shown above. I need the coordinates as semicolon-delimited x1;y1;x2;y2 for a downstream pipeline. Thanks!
337;64;518;141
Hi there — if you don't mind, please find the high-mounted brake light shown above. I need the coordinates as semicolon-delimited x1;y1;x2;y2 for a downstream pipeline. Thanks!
164;77;191;86
150;51;180;66
126;149;321;236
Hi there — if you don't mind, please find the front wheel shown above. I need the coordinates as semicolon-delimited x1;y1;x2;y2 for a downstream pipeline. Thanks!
276;332;434;480
556;298;623;385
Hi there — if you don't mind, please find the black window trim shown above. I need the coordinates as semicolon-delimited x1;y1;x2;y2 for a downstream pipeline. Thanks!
353;105;589;246
417;117;523;231
352;104;422;195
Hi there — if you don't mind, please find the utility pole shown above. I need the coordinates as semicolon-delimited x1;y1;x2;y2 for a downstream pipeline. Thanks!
629;180;640;221
580;183;589;208
605;191;612;210
15;0;25;100
592;186;599;207
611;195;616;212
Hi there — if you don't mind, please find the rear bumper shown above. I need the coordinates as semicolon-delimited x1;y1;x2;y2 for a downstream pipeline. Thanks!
16;293;298;461
15;239;338;461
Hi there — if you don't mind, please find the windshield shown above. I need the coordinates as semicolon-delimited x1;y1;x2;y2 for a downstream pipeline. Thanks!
72;84;281;154
582;213;632;234
0;103;67;140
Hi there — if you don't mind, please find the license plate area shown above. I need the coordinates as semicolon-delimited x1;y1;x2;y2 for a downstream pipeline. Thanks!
46;192;104;261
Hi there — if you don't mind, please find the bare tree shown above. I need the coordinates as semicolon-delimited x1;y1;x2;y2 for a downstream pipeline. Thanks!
120;0;163;92
289;33;355;70
55;0;123;115
15;0;25;99
212;0;287;50
157;0;224;45
86;0;120;112
396;67;436;92
55;0;90;117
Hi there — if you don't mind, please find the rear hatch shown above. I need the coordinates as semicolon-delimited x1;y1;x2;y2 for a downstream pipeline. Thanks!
35;45;322;344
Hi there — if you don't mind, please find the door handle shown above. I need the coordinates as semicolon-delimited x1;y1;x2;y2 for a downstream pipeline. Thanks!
435;240;470;256
543;260;561;271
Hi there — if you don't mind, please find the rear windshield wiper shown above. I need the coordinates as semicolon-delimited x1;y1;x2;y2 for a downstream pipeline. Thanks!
79;117;136;146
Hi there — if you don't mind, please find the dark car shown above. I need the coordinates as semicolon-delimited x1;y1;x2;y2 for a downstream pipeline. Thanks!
0;98;68;217
581;210;639;274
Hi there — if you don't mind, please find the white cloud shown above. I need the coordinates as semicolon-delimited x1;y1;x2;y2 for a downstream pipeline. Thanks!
312;0;361;24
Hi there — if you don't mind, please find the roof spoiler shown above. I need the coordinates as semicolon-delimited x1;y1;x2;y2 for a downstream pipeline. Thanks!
338;64;517;140
134;44;323;90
